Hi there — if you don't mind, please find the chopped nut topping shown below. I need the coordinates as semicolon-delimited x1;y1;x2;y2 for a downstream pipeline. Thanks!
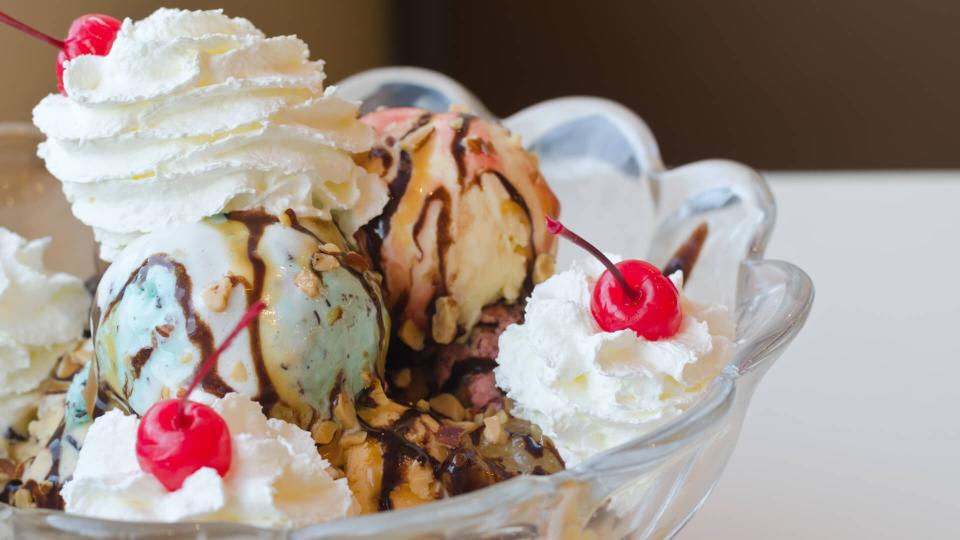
21;450;52;483
392;368;412;389
311;252;340;272
230;361;248;383
295;269;321;298
421;414;441;432
155;323;175;338
449;116;464;130
339;430;368;448
327;305;344;325
533;253;556;284
201;276;233;312
415;399;431;412
270;402;299;425
13;488;33;508
402;125;436;152
435;425;463;447
429;393;466;421
399;319;425;350
334;390;359;430
483;415;507;445
441;419;482;434
311;420;339;445
368;381;391;407
278;211;293;227
319;242;341;255
431;296;459;345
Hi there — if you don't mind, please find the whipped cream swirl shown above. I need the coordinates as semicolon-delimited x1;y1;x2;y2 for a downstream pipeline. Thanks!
495;258;735;466
62;393;358;527
33;8;387;261
0;229;90;455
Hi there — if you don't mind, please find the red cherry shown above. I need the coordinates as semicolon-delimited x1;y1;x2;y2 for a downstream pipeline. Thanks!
545;217;682;341
0;11;120;95
136;399;232;491
591;260;682;340
56;14;121;94
135;300;266;491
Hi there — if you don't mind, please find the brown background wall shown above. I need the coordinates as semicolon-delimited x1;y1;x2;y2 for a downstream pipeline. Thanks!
397;1;960;169
2;1;957;169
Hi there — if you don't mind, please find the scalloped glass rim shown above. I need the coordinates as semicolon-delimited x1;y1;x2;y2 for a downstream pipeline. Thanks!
0;67;814;539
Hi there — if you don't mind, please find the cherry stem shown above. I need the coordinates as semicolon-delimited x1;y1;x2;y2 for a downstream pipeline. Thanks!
177;299;267;421
0;11;64;49
545;216;639;299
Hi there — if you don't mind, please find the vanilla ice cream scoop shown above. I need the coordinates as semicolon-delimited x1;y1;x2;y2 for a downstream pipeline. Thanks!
358;108;559;350
33;8;387;261
92;211;388;429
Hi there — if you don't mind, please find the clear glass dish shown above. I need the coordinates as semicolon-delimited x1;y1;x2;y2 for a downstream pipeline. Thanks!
0;68;813;540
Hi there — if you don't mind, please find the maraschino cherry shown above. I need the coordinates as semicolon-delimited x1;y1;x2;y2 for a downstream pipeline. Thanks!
136;300;266;492
0;11;120;94
545;217;682;341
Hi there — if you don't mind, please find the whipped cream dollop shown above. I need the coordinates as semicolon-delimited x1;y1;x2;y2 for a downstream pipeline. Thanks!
0;229;90;456
495;258;735;466
62;393;358;527
33;8;387;261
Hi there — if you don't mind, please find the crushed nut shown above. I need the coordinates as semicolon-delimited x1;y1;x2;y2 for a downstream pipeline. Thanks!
429;393;466;421
402;125;436;152
155;324;175;338
502;283;520;302
368;381;391;407
21;450;52;483
230;361;248;383
449;116;464;130
533;253;556;284
311;420;339;445
441;419;482;434
201;276;233;312
415;399;431;412
311;252;340;272
295;269;321;298
327;305;344;325
483;415;507;445
320;242;342;255
334;391;358;430
431;296;459;345
399;319;425;350
421;414;441;432
392;368;412;389
339;430;368;449
279;211;293;227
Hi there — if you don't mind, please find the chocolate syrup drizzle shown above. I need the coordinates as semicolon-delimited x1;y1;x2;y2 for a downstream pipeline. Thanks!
99;254;226;401
224;210;280;411
662;222;709;282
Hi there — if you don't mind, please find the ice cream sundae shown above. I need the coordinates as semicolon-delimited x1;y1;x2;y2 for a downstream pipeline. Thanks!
0;6;735;530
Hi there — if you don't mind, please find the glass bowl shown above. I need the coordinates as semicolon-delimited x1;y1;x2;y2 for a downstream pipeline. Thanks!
0;68;813;540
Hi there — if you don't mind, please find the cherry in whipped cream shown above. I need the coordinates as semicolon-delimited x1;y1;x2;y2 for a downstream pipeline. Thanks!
136;300;265;491
0;11;120;94
545;217;682;340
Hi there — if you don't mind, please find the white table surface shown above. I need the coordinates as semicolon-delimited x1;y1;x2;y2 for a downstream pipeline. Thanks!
680;172;960;539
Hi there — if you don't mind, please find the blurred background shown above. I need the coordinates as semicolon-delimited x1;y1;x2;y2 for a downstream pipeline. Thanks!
1;0;958;169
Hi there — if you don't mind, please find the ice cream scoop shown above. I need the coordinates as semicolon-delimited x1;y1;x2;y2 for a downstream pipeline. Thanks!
357;108;560;351
92;210;389;430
